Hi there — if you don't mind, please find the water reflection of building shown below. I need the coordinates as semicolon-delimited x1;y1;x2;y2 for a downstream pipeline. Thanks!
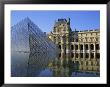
48;18;100;72
11;17;58;76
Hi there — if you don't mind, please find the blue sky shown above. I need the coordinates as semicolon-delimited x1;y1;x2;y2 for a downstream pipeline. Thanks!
11;10;100;33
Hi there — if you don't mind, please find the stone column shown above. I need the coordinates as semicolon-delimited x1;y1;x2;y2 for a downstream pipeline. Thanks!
66;44;70;59
83;43;85;59
61;36;65;65
88;43;91;60
66;35;70;64
78;43;80;59
94;43;96;59
66;36;69;51
74;43;76;61
61;44;65;65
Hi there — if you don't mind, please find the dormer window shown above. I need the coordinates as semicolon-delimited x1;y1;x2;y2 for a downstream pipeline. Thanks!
63;26;66;31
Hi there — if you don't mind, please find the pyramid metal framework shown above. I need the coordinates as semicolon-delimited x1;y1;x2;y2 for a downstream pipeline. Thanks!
11;17;59;76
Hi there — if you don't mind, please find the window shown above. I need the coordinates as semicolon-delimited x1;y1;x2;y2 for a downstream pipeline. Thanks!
96;44;99;50
90;53;94;58
96;53;100;59
80;53;83;58
75;45;78;50
90;37;93;42
90;44;94;50
85;37;87;42
85;44;88;50
80;44;83;50
96;38;98;42
71;45;74;50
85;53;89;58
76;38;78;42
71;53;74;58
76;53;78;58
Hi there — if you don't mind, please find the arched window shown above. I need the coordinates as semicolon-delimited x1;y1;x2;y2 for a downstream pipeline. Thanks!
71;45;74;50
90;53;94;58
80;44;83;50
71;53;74;58
85;53;89;58
96;44;99;50
90;44;94;50
96;53;100;59
80;53;83;58
85;44;88;50
76;53;78;58
75;45;78;50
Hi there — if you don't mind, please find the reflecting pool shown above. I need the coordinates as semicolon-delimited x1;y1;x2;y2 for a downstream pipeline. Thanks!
11;52;100;77
38;59;100;77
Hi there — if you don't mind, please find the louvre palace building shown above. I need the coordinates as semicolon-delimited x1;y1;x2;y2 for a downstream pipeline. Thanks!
48;18;100;72
11;17;100;77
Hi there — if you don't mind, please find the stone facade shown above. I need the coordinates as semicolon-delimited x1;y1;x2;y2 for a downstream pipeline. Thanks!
48;18;100;72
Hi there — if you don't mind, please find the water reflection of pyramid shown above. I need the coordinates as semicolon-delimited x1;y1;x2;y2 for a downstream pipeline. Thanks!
11;17;59;77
